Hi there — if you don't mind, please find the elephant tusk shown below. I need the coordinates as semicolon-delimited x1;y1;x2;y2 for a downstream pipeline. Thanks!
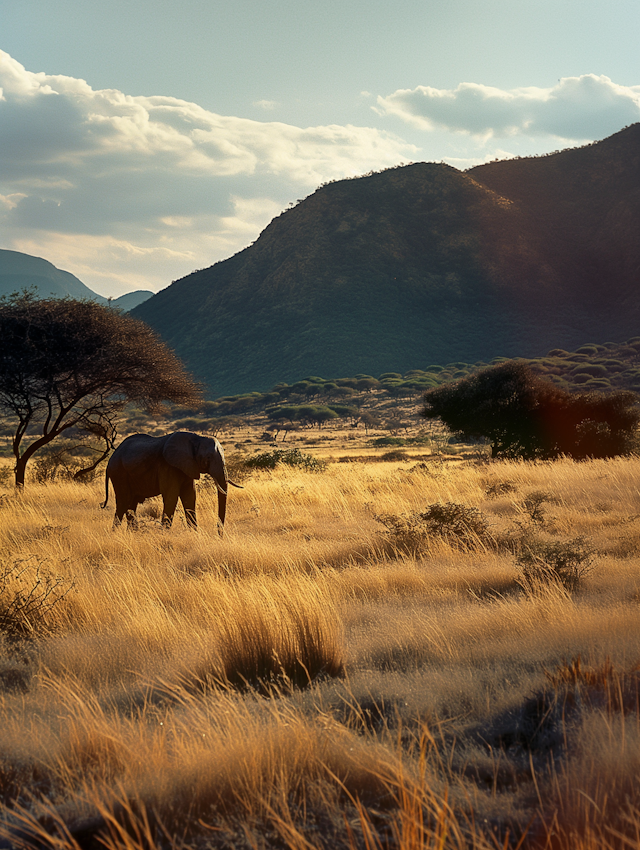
227;479;244;489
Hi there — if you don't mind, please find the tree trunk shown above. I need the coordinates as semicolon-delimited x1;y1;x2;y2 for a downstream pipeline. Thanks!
14;457;26;488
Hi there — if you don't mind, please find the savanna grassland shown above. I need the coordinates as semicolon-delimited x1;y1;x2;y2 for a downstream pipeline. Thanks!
1;446;640;849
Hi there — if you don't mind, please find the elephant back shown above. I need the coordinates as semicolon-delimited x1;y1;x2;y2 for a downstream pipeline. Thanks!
111;434;163;474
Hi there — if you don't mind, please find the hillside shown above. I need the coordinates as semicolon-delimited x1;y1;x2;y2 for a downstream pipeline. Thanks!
134;336;638;445
469;126;640;320
133;125;640;397
0;249;153;311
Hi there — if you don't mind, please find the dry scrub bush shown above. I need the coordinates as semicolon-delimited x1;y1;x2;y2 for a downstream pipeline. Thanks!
494;657;640;848
0;557;73;641
516;534;595;592
375;501;493;555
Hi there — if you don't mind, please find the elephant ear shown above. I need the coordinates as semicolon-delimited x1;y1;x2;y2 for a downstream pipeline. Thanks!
162;432;201;479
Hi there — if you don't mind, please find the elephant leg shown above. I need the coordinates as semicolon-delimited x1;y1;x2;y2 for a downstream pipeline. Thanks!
114;498;129;529
162;490;180;528
125;509;139;530
179;480;197;529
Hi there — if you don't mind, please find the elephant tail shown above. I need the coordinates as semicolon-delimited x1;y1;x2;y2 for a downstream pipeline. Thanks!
101;469;110;509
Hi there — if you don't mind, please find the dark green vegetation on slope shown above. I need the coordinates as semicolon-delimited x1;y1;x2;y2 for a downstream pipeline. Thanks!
134;124;640;397
121;336;640;443
199;336;640;415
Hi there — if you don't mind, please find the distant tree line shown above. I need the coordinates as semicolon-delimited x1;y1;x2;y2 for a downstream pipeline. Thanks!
173;336;640;423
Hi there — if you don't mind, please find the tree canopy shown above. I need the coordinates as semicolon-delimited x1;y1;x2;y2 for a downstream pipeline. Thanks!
421;361;639;459
0;294;202;485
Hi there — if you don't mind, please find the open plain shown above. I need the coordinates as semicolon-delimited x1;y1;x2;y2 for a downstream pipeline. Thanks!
1;440;640;849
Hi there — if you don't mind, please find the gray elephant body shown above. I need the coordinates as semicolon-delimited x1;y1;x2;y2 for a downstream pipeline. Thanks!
104;431;235;530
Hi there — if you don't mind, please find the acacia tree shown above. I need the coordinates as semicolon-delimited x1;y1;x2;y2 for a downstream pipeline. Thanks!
0;294;202;486
421;361;639;459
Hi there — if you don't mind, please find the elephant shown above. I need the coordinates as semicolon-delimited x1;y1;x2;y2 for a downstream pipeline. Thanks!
102;431;242;531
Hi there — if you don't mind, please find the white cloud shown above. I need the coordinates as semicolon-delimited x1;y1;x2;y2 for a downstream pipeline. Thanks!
377;75;640;141
0;50;415;296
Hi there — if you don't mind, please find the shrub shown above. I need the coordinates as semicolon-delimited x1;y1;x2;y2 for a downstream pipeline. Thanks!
243;448;326;473
372;437;406;447
522;490;554;525
516;535;594;592
0;558;74;641
380;450;408;461
419;502;490;546
376;501;491;553
569;364;608;377
374;512;429;554
172;417;213;431
484;479;516;498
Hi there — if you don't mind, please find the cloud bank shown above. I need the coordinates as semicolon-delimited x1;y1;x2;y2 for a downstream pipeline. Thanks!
377;75;640;140
1;49;638;297
0;51;415;295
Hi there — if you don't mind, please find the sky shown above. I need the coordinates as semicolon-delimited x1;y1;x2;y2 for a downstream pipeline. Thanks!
1;0;640;297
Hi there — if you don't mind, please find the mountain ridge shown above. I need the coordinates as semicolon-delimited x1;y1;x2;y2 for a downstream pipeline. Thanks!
126;123;639;395
0;249;154;311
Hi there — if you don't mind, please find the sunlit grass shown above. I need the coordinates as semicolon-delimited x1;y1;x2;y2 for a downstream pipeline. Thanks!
1;454;640;846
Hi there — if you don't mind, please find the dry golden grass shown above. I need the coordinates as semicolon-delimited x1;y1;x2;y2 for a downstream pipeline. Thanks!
1;453;640;847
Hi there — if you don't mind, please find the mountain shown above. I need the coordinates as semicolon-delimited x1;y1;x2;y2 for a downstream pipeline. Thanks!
0;250;154;311
110;290;155;311
133;125;640;397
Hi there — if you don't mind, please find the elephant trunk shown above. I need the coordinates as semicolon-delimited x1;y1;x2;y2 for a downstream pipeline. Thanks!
209;451;228;533
217;488;227;530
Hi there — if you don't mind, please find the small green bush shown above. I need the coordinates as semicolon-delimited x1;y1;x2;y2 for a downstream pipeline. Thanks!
380;450;408;461
243;448;326;473
516;535;594;592
372;437;406;447
586;379;613;389
172;417;210;431
376;501;491;553
419;502;490;545
572;373;594;384
570;364;608;377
